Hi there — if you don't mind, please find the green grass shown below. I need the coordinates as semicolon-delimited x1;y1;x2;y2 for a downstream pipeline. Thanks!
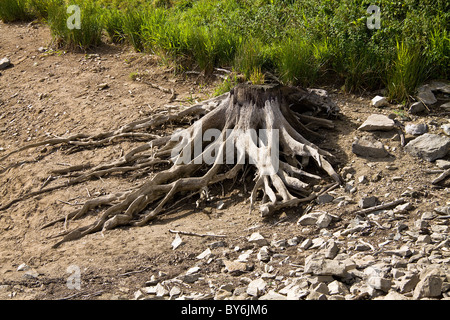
0;0;34;22
1;0;448;101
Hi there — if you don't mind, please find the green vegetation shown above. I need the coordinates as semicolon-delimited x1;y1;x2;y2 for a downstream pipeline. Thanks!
1;0;448;101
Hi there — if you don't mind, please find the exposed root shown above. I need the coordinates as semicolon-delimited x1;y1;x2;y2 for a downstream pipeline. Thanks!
0;84;341;247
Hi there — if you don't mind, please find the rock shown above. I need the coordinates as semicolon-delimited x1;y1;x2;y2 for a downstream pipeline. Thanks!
324;240;339;259
237;249;253;262
408;101;426;114
413;270;443;299
0;57;11;70
247;232;268;246
271;239;287;248
196;248;212;260
442;124;450;136
405;133;450;162
17;263;29;271
352;137;389;158
416;85;437;105
316;193;334;204
405;123;428;136
155;283;169;297
429;80;450;94
257;246;271;262
371;96;389;108
304;257;348;278
300;238;313;250
358;114;396;131
316;212;333;228
359;196;379;209
223;260;250;276
434;206;450;215
259;290;287;300
297;213;318;226
328;280;349;295
440;101;450;111
395;273;420;293
367;276;391;292
171;234;184;250
169;286;182;297
247;278;267;297
380;291;410;300
97;83;109;90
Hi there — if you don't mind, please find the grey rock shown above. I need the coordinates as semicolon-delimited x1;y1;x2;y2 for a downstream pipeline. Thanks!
257;246;271;262
367;276;391;292
358;114;396;131
297;214;318;226
0;57;11;70
324;240;339;259
371;96;389;108
405;133;450;161
328;280;349;295
435;159;450;169
316;193;334;204
416;85;437;105
442;124;450;136
259;290;287;300
352;137;389;158
429;80;450;94
405;123;428;136
434;206;450;215
440;101;450;111
316;213;333;228
395;274;420;293
359;196;379;209
247;232;269;246
413;270;442;299
304;257;348;278
408;101;426;114
247;278;267;297
379;291;410;300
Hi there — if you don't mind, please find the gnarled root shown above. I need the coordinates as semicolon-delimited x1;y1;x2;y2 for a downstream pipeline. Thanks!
1;84;341;247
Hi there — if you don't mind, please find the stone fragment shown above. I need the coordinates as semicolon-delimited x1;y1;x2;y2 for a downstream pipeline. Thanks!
316;213;333;228
0;57;11;70
436;160;450;170
352;137;389;158
328;280;349;295
405;133;450;162
246;278;267;297
223;260;250;276
371;96;389;108
405;123;428;136
367;276;391;292
304;258;347;277
413;270;442;299
358;114;395;131
247;232;269;246
408;101;426;114
257;246;271;262
416;85;437;105
259;290;287;300
316;193;334;204
359;196;379;209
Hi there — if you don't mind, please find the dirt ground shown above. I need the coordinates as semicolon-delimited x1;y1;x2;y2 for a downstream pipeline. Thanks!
0;22;448;300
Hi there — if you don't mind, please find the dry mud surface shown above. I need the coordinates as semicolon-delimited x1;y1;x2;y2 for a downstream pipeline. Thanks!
0;22;449;301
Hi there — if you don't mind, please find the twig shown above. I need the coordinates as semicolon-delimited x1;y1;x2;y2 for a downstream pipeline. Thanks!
168;229;226;238
432;168;450;185
352;198;406;216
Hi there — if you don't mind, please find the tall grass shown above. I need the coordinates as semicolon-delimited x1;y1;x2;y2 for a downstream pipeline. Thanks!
387;41;430;103
0;0;34;22
47;0;103;50
0;0;448;100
